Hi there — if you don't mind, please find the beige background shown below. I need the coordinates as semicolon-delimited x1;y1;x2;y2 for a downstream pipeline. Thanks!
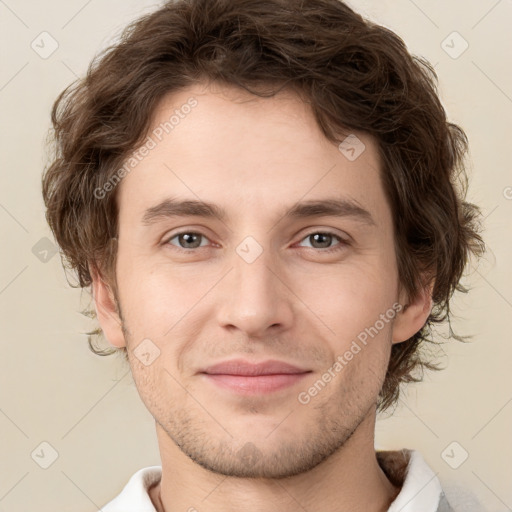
0;0;511;510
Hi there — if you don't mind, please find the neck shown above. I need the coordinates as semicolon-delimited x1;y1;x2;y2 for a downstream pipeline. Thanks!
150;410;400;512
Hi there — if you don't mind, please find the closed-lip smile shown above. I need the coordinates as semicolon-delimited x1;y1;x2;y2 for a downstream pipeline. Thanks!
199;359;312;394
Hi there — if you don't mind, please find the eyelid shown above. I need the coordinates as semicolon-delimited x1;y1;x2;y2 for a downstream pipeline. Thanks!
163;227;351;253
294;229;350;252
298;228;351;243
163;229;213;250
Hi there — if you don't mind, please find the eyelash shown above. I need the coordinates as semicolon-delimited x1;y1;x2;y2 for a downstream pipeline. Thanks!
164;230;349;254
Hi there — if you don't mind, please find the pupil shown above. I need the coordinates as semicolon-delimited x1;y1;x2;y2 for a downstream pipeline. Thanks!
313;233;331;248
181;233;200;248
178;233;332;249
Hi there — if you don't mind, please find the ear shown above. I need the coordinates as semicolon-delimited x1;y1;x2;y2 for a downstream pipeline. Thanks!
392;280;434;344
90;268;126;348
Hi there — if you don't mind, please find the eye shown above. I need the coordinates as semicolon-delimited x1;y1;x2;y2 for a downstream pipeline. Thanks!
296;231;348;253
163;230;349;254
165;231;211;251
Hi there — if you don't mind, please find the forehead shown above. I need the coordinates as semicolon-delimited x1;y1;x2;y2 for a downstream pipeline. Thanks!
116;82;389;227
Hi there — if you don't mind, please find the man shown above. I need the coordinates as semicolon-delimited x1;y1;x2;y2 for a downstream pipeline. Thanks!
42;0;485;510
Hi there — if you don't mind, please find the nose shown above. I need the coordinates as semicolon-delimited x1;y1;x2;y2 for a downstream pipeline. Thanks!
216;243;294;338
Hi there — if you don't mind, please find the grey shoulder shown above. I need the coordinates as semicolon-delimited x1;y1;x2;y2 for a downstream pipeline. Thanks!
440;483;486;512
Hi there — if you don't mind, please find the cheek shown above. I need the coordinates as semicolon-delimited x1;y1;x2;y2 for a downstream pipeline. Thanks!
116;258;222;358
294;259;398;340
115;247;181;330
126;354;170;419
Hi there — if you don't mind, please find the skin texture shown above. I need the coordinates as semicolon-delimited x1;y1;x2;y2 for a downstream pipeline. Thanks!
92;81;432;512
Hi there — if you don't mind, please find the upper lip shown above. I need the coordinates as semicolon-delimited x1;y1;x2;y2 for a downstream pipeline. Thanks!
200;359;311;376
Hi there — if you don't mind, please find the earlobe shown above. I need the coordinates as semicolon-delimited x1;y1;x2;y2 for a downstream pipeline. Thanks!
90;268;126;348
392;281;434;344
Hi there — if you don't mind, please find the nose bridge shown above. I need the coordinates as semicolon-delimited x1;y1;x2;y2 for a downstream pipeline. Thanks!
217;235;292;336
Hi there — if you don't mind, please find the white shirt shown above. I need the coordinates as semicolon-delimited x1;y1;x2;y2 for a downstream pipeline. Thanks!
101;449;479;511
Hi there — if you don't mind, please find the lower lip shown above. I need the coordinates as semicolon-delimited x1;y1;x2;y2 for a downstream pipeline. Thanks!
202;373;310;394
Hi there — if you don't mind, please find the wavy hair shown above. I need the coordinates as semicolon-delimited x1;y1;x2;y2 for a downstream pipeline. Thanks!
42;0;485;411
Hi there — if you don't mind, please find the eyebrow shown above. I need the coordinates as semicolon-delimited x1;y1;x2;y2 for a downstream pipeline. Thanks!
141;197;376;227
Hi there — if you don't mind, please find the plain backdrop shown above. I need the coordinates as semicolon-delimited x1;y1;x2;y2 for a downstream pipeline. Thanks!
0;0;511;510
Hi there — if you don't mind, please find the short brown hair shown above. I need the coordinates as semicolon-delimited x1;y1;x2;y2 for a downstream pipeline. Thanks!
42;0;485;411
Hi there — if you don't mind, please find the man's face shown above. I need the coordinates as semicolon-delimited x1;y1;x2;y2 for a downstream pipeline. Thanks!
104;82;406;478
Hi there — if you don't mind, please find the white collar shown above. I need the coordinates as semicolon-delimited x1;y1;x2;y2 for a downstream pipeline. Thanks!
101;449;445;511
